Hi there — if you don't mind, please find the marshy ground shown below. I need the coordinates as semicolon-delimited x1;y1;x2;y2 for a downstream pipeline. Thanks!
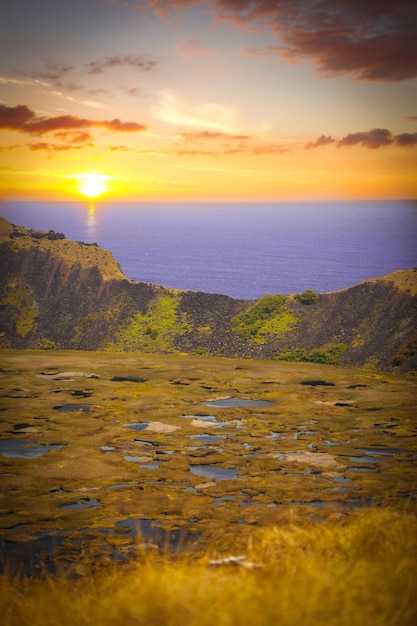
0;350;416;624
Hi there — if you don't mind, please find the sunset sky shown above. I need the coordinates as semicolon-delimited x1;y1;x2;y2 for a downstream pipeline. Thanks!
1;0;416;202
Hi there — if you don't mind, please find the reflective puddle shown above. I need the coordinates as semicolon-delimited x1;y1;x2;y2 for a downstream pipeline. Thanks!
60;498;100;511
182;414;218;422
190;464;238;480
0;439;64;458
124;422;149;431
189;434;222;443
203;397;274;408
54;404;92;412
114;519;200;552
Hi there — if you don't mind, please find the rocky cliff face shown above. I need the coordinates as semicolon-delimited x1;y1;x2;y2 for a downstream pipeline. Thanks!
1;217;416;371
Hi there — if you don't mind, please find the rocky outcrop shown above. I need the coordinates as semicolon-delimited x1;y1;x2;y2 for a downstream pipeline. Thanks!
1;217;416;371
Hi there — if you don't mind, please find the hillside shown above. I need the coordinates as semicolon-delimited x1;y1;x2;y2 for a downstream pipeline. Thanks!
0;216;416;371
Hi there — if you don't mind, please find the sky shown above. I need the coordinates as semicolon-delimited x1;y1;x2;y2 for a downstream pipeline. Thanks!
0;0;416;202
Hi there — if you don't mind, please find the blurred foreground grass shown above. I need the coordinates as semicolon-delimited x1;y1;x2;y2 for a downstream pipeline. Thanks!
1;507;416;626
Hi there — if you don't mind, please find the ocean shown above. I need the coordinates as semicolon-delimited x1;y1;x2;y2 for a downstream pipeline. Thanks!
1;200;416;300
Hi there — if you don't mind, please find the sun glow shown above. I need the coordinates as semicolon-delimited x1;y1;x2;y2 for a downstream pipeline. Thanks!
77;172;109;198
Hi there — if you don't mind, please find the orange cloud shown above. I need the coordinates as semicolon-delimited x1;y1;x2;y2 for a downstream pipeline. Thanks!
29;142;85;152
178;131;251;142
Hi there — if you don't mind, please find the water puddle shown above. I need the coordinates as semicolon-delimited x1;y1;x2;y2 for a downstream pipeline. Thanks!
182;415;218;422
346;453;393;464
0;519;200;577
283;498;373;510
54;405;92;412
213;496;238;506
190;464;238;481
189;434;222;443
203;397;274;408
267;432;281;440
70;390;93;398
300;380;335;387
100;445;116;452
333;475;352;483
0;439;64;458
105;483;136;489
111;376;147;383
123;456;161;468
0;532;68;576
357;447;402;457
114;519;200;552
124;422;149;432
60;498;100;511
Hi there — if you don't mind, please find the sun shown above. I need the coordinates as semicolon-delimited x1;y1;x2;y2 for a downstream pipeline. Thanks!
77;172;109;198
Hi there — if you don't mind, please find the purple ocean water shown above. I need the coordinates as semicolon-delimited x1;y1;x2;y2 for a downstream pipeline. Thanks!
1;200;416;300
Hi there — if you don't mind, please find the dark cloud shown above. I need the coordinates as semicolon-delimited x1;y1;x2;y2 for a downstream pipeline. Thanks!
337;128;393;149
0;104;146;136
0;104;35;129
308;127;417;149
135;0;417;81
405;115;417;121
86;54;158;74
395;132;417;146
305;134;336;149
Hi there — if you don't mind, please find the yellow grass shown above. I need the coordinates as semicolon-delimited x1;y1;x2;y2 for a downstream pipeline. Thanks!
1;508;416;626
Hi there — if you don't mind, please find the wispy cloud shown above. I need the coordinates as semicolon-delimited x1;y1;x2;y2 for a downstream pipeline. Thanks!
179;38;214;57
28;142;87;152
86;54;158;74
153;90;242;132
178;130;251;142
306;128;417;149
0;76;49;88
172;126;289;156
136;0;417;82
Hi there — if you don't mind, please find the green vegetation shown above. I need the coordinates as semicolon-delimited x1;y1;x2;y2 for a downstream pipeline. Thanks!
277;343;347;364
295;289;320;305
231;295;298;343
1;509;416;626
104;293;192;352
0;279;38;336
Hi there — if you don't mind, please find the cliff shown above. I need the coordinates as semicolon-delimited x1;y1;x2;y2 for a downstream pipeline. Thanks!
1;216;416;371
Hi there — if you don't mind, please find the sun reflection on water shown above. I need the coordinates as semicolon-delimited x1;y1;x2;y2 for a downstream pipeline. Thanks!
86;202;96;237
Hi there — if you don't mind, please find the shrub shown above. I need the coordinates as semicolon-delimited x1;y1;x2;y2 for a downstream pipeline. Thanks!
277;343;347;365
231;295;297;342
295;289;320;305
